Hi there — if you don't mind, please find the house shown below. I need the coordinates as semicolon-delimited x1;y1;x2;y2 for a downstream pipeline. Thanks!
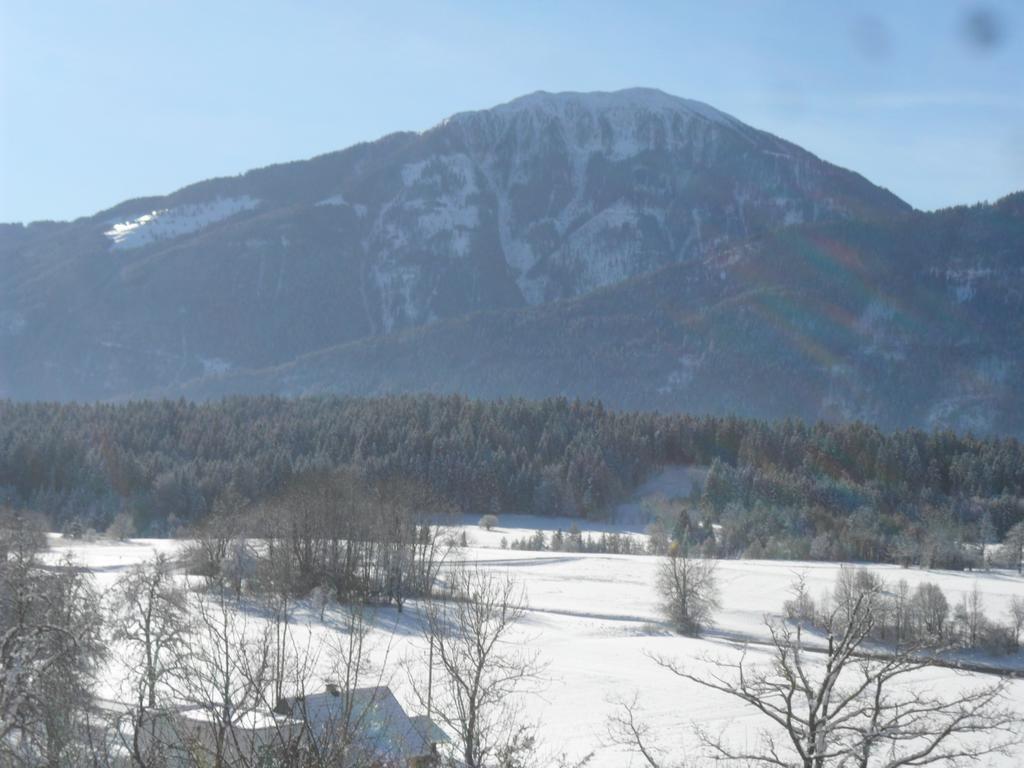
140;704;289;768
142;685;447;767
278;684;448;766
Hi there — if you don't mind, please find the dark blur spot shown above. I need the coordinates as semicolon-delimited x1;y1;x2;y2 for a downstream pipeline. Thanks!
851;16;890;60
962;6;1005;51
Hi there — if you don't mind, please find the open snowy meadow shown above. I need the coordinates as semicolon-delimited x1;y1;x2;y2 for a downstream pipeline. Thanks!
48;518;1024;767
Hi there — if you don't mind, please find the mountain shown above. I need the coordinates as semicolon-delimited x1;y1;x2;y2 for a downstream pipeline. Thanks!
0;88;908;402
172;193;1024;436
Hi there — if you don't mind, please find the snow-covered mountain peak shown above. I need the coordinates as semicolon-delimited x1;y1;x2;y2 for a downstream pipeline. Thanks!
490;88;739;126
442;87;762;167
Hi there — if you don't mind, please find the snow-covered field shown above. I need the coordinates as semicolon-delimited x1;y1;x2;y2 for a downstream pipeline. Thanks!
49;518;1024;767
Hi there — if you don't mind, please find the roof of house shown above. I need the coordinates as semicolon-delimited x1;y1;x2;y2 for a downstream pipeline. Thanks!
284;685;446;760
410;715;450;744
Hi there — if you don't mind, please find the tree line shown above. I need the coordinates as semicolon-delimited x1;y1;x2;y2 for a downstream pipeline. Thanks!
1;395;1023;565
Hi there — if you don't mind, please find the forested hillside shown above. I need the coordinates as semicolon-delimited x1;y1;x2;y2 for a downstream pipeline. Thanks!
181;193;1024;436
1;395;1022;563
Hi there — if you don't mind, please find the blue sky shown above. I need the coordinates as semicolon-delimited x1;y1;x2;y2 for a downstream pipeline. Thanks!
1;1;1021;222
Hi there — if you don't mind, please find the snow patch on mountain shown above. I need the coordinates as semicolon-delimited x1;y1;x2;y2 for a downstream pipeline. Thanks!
459;88;745;169
105;196;260;250
316;194;368;217
656;354;703;394
444;90;771;303
389;155;481;242
550;201;650;296
487;88;740;131
367;155;484;331
856;300;907;361
316;194;347;207
772;196;805;226
200;358;232;376
944;267;994;303
373;265;422;334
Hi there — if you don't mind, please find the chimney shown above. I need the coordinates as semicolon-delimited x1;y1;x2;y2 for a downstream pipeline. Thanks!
273;697;292;717
325;682;340;697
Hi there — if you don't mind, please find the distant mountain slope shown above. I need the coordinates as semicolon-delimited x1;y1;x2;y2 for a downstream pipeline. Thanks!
173;194;1024;435
0;89;908;401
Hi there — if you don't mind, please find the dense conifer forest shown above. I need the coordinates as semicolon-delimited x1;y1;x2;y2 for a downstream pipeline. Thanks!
1;395;1022;563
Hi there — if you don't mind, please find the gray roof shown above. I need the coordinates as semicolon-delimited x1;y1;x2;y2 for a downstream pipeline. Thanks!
285;686;444;760
410;715;450;744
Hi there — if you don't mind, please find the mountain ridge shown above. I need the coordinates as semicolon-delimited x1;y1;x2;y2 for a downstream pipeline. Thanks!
0;88;948;419
165;193;1024;435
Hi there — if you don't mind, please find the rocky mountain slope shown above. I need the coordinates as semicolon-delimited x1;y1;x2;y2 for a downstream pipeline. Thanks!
1;89;908;402
172;194;1024;436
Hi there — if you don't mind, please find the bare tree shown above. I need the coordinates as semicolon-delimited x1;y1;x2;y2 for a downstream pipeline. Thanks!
1001;522;1024;575
165;600;397;768
1008;596;1024;651
953;583;986;649
185;486;248;587
1;513;105;767
251;469;452;610
410;565;545;768
160;589;275;768
284;605;404;768
606;695;677;768
110;553;187;767
657;542;720;636
783;571;818;626
646;582;1020;768
910;582;950;643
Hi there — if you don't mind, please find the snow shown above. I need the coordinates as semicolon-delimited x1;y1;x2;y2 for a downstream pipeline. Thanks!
782;207;804;226
315;194;368;217
854;299;908;361
441;89;766;304
372;264;422;333
398;155;480;240
55;527;1024;767
315;194;348;207
944;267;995;304
484;88;741;131
104;196;260;250
200;357;232;376
553;201;644;293
655;354;704;395
369;154;481;330
608;465;708;526
45;535;181;580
